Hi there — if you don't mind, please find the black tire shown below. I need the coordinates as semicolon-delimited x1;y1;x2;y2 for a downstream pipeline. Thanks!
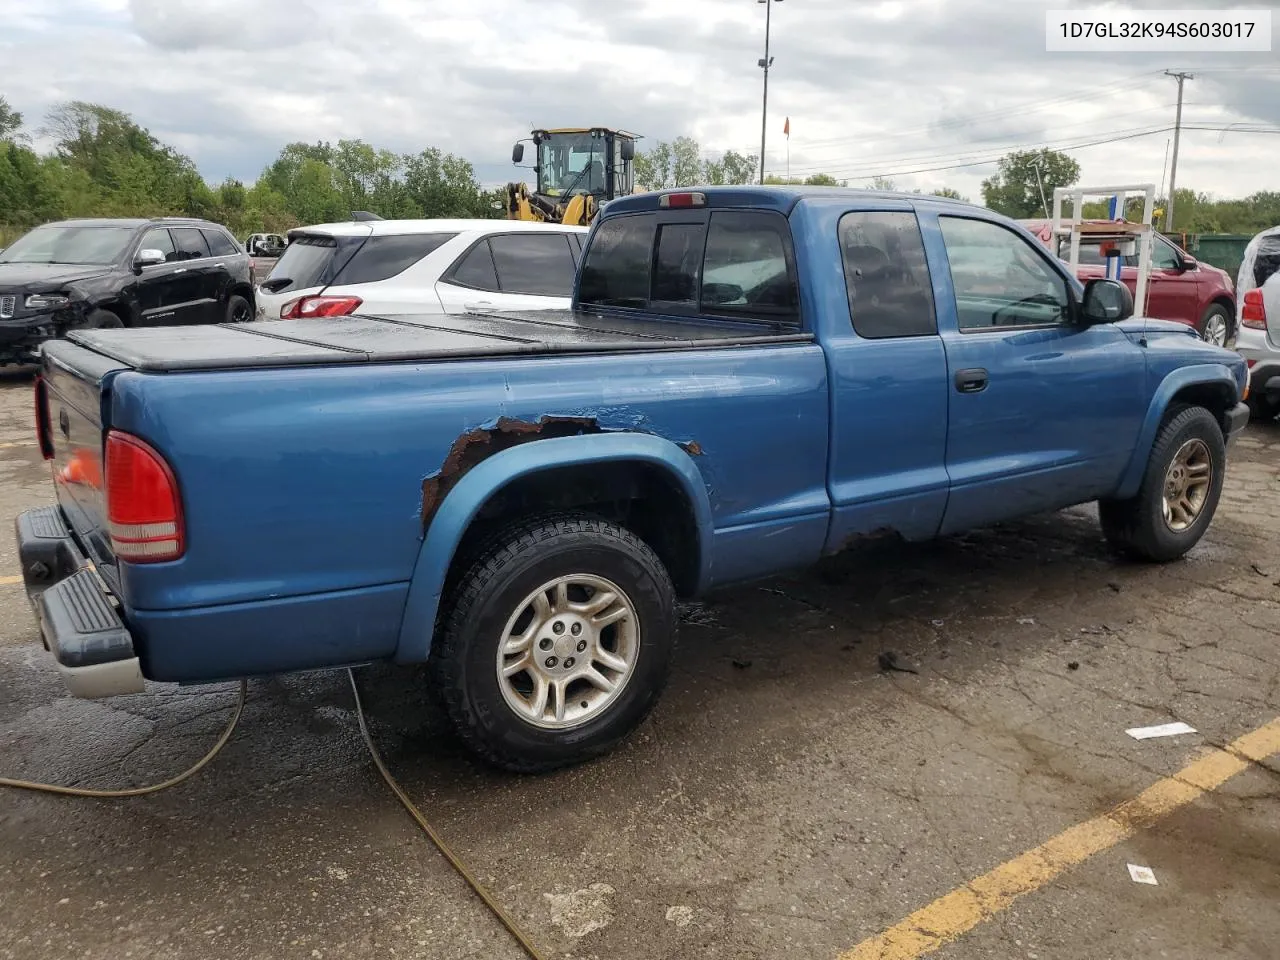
1098;404;1226;562
431;515;676;773
1199;303;1232;347
225;294;253;325
84;308;124;329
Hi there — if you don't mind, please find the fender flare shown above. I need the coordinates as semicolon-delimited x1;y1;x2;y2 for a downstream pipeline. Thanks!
393;432;714;664
1114;363;1240;500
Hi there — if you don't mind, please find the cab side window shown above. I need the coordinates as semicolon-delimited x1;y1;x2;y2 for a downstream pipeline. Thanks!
940;217;1072;331
839;211;936;338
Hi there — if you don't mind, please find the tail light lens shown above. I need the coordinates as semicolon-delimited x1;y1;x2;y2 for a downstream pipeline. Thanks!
105;430;184;563
279;295;363;319
33;375;54;461
1242;289;1267;329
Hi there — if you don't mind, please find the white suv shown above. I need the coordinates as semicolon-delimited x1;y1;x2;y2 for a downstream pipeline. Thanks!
255;219;588;320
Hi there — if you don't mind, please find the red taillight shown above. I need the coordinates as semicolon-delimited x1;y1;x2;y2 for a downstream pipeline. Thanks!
1242;289;1267;329
279;295;363;319
33;374;54;461
659;192;707;209
105;430;184;563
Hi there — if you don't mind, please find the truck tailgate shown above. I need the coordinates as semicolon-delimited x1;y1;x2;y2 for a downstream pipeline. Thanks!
39;342;129;592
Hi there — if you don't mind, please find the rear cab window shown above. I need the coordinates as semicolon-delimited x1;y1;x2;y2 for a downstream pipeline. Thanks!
578;208;801;326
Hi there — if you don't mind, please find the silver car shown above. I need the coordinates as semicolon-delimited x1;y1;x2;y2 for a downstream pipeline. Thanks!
1234;227;1280;419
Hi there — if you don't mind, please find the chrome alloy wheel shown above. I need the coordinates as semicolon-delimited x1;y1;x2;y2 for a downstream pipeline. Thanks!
1201;313;1229;346
496;574;639;729
1162;438;1212;532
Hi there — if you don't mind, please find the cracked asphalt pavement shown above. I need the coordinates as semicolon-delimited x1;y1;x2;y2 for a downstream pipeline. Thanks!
1;366;1277;960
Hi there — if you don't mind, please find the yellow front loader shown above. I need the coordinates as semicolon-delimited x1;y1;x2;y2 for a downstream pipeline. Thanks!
506;127;639;226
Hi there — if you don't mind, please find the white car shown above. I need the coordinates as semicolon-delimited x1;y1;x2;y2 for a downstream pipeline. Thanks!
255;219;588;320
1234;225;1280;418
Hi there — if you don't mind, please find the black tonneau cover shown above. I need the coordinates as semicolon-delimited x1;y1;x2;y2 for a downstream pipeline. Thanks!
66;309;811;373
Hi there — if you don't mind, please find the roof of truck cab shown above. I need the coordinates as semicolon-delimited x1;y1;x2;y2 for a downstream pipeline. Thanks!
602;186;985;217
290;218;589;238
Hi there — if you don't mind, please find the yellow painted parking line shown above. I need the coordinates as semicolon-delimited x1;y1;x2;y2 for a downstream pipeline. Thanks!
839;717;1280;960
0;575;23;587
0;441;33;450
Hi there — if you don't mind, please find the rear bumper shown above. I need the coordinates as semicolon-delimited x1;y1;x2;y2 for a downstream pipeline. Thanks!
14;506;144;698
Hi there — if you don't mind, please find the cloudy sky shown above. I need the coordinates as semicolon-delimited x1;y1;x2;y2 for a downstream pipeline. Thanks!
4;0;1278;202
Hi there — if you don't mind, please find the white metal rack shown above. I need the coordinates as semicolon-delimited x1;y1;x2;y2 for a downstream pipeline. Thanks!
1050;183;1157;317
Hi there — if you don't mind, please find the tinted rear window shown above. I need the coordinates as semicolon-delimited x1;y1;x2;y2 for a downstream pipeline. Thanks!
578;215;656;308
579;210;800;325
172;228;210;261
699;211;799;322
266;235;341;292
202;229;239;257
448;241;500;291
489;234;577;297
332;233;456;286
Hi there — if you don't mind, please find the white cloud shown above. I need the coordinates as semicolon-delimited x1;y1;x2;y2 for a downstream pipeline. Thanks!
2;0;1276;201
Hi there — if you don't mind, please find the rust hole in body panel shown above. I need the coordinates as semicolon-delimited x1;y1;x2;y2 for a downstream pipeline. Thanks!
679;440;704;456
421;416;603;528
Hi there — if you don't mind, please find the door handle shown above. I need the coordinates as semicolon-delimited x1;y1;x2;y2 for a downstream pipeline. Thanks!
954;368;988;393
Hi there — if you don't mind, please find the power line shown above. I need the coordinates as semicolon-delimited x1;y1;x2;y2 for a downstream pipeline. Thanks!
812;124;1280;182
786;122;1175;178
779;105;1175;176
786;69;1166;154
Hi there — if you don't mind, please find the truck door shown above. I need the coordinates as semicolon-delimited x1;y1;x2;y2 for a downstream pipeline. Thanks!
930;214;1148;535
822;208;952;548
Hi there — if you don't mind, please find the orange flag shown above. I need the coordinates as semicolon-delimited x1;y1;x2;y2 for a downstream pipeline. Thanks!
783;117;790;137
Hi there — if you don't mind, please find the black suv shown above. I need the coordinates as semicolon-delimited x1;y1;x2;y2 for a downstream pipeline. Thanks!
0;217;255;364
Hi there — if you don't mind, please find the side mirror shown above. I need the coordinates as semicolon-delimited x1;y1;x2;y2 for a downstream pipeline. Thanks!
512;142;525;164
702;282;744;305
1080;278;1133;324
1180;254;1198;271
135;248;166;270
620;139;636;162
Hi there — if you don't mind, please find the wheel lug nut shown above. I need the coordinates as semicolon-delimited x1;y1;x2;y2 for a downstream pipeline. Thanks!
576;640;587;653
545;656;558;668
553;621;565;635
539;638;553;650
564;657;576;669
571;623;582;636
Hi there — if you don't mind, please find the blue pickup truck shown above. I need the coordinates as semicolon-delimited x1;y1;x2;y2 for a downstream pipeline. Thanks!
17;187;1249;771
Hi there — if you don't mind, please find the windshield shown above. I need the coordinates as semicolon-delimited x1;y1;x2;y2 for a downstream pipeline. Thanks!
537;133;606;197
0;224;135;265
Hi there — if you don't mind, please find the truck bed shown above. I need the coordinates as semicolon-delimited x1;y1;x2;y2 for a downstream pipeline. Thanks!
65;309;811;373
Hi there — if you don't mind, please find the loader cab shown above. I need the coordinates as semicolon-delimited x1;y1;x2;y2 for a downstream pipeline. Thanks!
513;128;638;205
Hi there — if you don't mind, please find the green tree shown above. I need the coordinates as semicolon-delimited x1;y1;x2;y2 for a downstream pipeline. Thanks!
0;96;26;144
930;187;968;201
703;149;759;186
402;148;488;218
981;148;1079;218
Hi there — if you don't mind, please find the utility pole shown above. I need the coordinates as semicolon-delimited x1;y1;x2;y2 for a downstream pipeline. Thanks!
758;0;782;185
1164;70;1193;232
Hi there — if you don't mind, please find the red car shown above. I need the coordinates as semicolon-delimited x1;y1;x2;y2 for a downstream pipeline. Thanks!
1021;220;1237;346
